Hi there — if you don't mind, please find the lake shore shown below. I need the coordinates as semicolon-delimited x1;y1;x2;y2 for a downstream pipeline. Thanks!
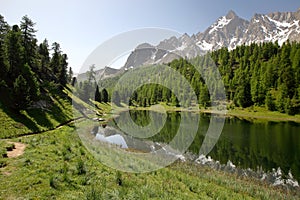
127;104;300;123
1;99;299;199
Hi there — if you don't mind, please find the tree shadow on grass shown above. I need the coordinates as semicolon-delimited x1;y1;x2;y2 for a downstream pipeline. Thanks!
25;108;55;129
48;98;72;122
0;97;70;138
25;95;74;130
0;105;40;138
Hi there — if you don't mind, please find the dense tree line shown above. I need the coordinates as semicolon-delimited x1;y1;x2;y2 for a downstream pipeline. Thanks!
0;15;72;111
132;42;300;115
96;40;300;115
211;41;300;115
107;56;224;108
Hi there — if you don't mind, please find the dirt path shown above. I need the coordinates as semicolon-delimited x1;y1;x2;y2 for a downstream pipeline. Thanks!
6;142;26;158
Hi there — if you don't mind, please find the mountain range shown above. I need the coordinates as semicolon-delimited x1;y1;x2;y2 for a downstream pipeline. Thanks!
78;8;300;81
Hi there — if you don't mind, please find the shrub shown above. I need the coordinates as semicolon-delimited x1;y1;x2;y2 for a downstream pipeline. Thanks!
0;159;7;168
116;171;122;186
76;158;86;175
49;175;58;189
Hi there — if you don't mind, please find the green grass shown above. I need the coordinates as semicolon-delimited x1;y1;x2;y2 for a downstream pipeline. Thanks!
0;89;299;199
0;86;82;139
227;106;300;123
0;122;298;199
0;141;8;168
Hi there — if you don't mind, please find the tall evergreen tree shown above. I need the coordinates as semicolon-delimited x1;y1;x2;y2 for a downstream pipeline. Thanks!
6;25;24;86
0;15;9;82
292;49;300;85
58;54;68;86
68;67;73;83
233;69;252;108
20;15;37;72
95;85;101;102
38;39;50;80
50;42;61;82
87;64;96;83
278;41;294;97
12;75;31;110
265;90;276;111
199;83;210;108
101;88;109;103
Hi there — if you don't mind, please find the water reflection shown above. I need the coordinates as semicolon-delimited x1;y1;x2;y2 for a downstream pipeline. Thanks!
111;110;300;182
92;125;160;153
96;133;128;148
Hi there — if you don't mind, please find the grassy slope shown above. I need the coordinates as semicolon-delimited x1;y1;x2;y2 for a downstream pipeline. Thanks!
0;87;82;139
226;106;300;123
0;90;299;199
0;124;298;199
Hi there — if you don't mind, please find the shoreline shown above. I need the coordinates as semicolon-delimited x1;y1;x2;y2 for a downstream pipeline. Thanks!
125;104;300;123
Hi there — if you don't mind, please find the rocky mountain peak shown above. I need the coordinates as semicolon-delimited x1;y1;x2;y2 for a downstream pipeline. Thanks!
136;43;154;49
90;8;300;79
268;11;294;22
226;10;237;19
125;8;300;69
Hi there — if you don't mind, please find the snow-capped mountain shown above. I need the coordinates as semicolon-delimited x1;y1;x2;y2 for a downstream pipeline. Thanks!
79;8;300;78
124;8;300;69
196;10;250;51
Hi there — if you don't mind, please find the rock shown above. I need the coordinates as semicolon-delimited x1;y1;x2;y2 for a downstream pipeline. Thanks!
195;154;213;165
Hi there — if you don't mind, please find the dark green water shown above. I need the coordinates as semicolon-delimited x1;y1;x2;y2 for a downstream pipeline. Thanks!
117;110;300;181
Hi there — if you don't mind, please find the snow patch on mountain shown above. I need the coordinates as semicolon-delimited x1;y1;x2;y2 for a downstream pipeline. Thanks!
209;16;232;34
122;8;300;71
197;40;213;51
267;16;294;28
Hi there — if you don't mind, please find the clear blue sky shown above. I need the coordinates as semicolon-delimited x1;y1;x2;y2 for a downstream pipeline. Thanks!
1;0;300;72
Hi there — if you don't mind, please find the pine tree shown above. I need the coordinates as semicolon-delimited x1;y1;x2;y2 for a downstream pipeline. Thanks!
87;64;96;83
58;54;68;86
0;15;9;84
71;77;77;87
265;90;276;111
21;63;40;102
101;88;109;103
12;75;31;110
38;39;50;80
6;25;24;86
95;85;101;102
278;42;294;98
199;83;210;108
68;67;73;83
292;49;300;85
20;15;37;72
276;84;288;113
50;42;61;82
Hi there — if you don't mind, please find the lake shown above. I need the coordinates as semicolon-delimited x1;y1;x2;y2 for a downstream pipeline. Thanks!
108;110;300;181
